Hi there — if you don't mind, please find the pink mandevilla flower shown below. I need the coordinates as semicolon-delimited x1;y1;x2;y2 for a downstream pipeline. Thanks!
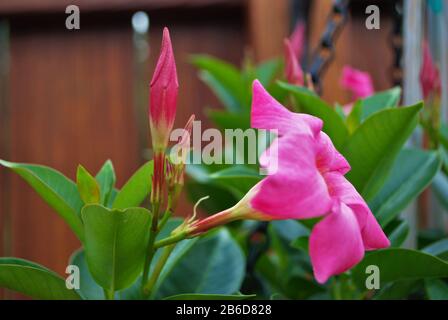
189;80;389;283
420;41;441;100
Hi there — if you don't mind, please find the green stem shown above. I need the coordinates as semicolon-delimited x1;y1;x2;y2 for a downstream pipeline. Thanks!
154;230;188;249
158;209;172;232
104;289;114;300
143;244;176;297
141;201;160;293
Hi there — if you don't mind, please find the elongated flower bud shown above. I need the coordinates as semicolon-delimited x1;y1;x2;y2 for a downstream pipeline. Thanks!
150;27;178;152
284;39;304;86
420;41;441;100
149;27;178;205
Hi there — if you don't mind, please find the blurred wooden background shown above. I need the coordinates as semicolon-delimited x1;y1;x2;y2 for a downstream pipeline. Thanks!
0;0;397;299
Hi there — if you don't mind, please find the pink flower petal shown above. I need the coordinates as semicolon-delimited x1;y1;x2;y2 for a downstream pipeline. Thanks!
324;172;390;251
316;132;350;175
251;80;322;137
309;201;365;284
250;133;332;219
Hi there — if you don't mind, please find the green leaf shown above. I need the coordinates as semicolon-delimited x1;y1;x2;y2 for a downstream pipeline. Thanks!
207;109;250;130
359;87;401;120
423;239;448;260
164;293;255;300
119;219;199;300
385;219;409;247
77;165;101;205
374;280;421;300
112;161;153;209
285;87;349;149
345;100;362;134
276;81;318;97
192;55;247;112
156;229;245;298
432;171;448;212
69;249;104;300
81;205;151;292
256;59;282;87
343;103;422;200
425;279;448;299
0;258;81;300
207;166;261;198
352;248;448;288
95;160;116;207
0;159;84;241
369;148;440;227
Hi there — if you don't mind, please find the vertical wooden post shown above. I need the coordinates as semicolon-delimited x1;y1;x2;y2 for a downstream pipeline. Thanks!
247;0;290;62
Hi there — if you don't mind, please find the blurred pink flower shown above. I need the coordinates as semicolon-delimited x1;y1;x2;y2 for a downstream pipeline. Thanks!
188;80;389;283
289;21;306;60
420;41;441;99
340;66;374;100
340;66;374;114
284;39;304;86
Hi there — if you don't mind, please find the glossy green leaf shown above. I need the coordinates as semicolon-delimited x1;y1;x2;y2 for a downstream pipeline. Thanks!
81;205;151;292
192;55;247;112
0;159;84;241
112;161;153;209
156;229;245;298
118;219;199;300
286;88;349;149
207;166;261;198
352;248;448;288
369;148;440;227
76;165;100;205
343;103;422;200
385;219;409;247
359;87;401;120
345;100;362;134
164;293;255;300
374;280;421;300
256;59;282;87
425;279;448;299
207;109;250;130
0;258;81;300
69;249;104;300
95;160;116;206
432;171;448;212
423;239;448;260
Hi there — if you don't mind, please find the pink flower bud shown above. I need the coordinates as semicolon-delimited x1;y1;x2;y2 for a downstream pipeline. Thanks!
420;41;441;99
149;27;179;152
284;39;304;86
289;21;306;60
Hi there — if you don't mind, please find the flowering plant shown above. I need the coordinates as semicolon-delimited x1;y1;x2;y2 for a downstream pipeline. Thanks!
0;28;447;300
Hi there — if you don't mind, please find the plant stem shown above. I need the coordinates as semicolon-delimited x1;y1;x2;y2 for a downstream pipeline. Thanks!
158;209;172;232
154;230;188;249
141;201;160;293
143;244;176;297
104;289;114;300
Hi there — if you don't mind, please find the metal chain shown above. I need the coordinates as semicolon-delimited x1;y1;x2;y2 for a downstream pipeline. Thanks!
309;0;349;92
390;0;404;87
